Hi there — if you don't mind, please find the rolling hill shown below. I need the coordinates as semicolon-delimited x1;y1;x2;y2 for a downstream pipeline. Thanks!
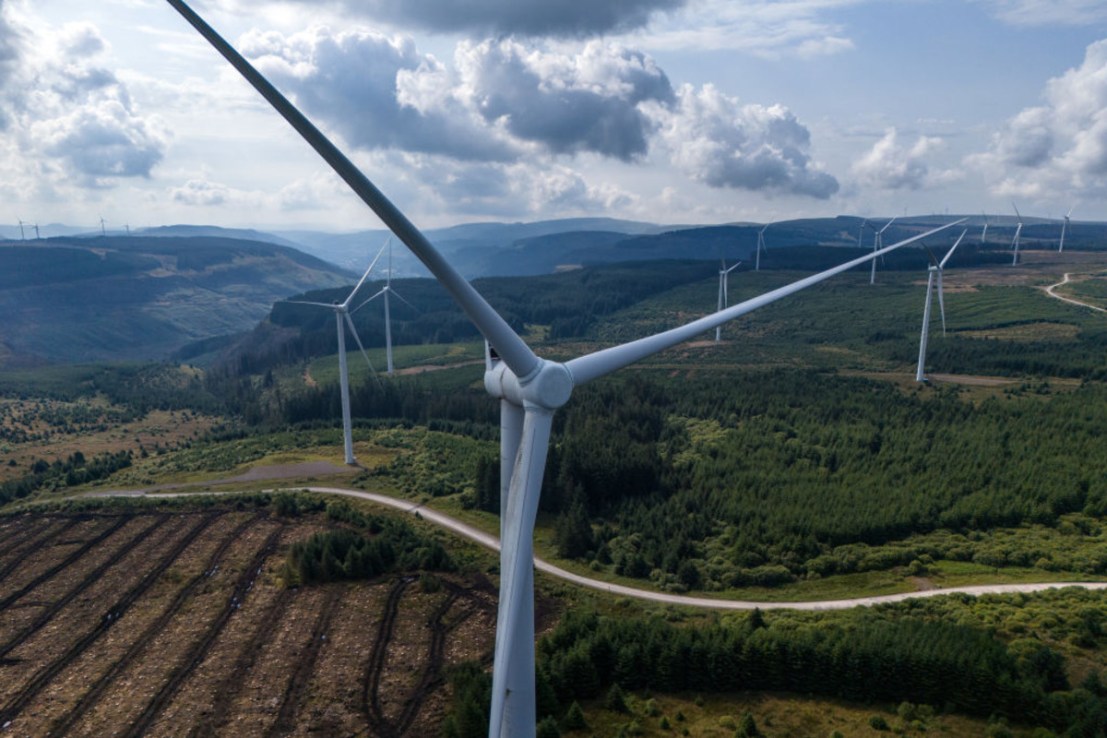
0;235;353;366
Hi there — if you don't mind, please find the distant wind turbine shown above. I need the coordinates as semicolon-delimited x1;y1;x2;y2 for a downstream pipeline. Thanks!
714;259;741;342
980;212;988;244
351;238;417;375
1059;206;1073;253
285;245;386;464
857;219;868;247
162;4;966;734
916;230;967;383
99;217;107;237
32;224;40;240
755;222;771;271
17;219;25;241
869;216;896;285
1010;203;1023;266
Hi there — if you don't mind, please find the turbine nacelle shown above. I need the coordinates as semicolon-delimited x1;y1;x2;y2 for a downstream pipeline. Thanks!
484;359;574;412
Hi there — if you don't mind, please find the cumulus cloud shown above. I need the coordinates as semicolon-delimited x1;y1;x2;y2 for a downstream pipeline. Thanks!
969;38;1107;198
283;0;686;38
245;28;675;162
452;39;673;160
243;26;516;161
648;84;839;198
2;20;167;185
852;128;954;190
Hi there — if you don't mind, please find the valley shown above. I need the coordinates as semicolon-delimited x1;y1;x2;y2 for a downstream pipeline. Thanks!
3;231;1107;736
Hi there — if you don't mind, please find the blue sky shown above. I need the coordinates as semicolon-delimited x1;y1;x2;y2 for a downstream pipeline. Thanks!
2;0;1107;231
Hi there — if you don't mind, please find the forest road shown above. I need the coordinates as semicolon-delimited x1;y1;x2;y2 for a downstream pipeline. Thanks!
1042;272;1106;313
127;485;1107;612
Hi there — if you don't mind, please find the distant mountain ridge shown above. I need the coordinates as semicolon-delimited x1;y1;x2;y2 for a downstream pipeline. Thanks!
0;234;353;366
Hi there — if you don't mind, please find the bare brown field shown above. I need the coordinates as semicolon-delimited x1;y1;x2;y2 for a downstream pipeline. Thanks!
0;509;495;737
0;400;221;483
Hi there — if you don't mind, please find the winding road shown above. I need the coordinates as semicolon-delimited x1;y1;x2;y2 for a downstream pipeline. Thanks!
1043;272;1106;313
119;484;1107;612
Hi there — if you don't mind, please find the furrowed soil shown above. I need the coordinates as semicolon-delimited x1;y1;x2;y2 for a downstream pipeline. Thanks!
0;508;495;737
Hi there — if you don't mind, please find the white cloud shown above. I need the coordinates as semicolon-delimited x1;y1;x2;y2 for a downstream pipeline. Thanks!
452;39;674;160
648;83;839;198
979;0;1107;26
241;26;517;161
852;127;956;191
969;38;1107;199
630;0;862;56
0;16;167;187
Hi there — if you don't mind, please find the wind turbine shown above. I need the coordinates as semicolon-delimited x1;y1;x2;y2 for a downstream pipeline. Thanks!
1010;203;1023;266
285;244;386;464
980;212;988;244
754;222;771;271
857;219;868;247
1059;206;1073;253
714;259;741;342
99;217;107;237
916;230;967;383
32;224;40;240
162;4;965;735
17;219;24;240
870;216;896;285
351;238;417;375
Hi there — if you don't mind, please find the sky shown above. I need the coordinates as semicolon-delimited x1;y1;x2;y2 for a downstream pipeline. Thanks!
2;0;1107;232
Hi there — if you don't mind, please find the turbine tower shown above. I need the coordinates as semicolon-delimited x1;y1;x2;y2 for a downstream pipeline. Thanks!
162;4;966;735
99;217;107;237
1010;203;1023;266
1059;206;1073;253
980;212;988;244
871;216;896;285
916;230;967;383
351;238;416;375
714;259;741;342
857;219;868;247
17;219;25;240
285;244;386;464
755;222;771;271
32;223;40;240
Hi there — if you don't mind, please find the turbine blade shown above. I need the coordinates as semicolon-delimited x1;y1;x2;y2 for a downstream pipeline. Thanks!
880;215;897;234
285;299;339;308
343;312;380;384
488;406;552;738
921;243;939;268
1012;202;1022;221
939;229;967;269
725;261;741;274
388;288;418;312
349;288;387;315
342;242;387;308
566;219;967;385
937;271;947;336
165;0;539;381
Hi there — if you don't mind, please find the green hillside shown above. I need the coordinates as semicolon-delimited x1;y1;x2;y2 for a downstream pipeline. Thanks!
0;236;352;366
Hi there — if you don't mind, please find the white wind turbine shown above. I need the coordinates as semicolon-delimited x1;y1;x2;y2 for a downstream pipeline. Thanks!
163;4;965;735
754;222;771;271
351;238;417;375
714;259;741;342
857;219;868;247
868;216;896;285
285;244;386;464
980;212;988;244
1010;203;1023;265
17;219;25;240
1059;206;1073;253
916;229;967;383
